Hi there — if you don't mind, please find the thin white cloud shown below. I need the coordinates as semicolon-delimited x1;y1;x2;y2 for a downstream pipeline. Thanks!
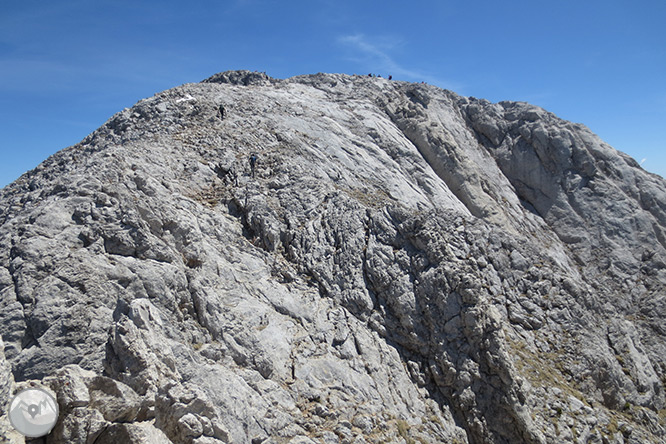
338;33;461;90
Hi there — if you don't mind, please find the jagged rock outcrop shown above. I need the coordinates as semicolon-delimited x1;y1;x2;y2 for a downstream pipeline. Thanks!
1;70;665;443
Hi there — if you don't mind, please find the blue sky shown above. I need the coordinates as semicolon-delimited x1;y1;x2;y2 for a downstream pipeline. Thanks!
1;0;665;188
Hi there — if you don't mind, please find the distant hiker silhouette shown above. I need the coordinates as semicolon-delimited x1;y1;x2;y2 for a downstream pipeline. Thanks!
249;153;258;178
218;105;226;120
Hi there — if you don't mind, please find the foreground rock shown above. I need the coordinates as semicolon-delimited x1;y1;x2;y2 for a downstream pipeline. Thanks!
0;71;664;443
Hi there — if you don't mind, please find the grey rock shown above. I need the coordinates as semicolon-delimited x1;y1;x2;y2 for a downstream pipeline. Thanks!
43;365;94;409
88;375;142;422
0;338;24;443
49;406;107;444
94;421;172;444
0;71;665;443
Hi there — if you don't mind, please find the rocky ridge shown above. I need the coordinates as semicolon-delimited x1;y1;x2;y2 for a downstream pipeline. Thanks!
0;70;665;443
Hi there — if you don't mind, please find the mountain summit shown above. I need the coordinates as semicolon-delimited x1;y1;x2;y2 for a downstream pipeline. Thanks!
1;70;665;443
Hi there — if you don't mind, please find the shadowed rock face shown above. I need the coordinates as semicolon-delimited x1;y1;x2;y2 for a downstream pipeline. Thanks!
0;70;665;444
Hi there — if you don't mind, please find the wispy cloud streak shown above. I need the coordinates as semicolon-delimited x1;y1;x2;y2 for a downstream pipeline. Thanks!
338;33;460;89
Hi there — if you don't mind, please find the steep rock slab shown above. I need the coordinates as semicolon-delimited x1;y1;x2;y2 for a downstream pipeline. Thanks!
0;71;664;443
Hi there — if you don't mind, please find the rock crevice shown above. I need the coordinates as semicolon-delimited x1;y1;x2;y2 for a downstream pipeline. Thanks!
1;71;665;443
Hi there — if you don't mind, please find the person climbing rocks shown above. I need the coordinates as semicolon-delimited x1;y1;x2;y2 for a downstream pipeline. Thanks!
249;153;258;178
218;105;226;120
388;75;392;80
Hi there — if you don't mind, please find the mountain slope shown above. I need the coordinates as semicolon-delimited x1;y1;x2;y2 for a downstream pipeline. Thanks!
1;70;664;443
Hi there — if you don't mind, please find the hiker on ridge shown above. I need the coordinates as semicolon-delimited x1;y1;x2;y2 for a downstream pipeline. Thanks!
249;153;258;178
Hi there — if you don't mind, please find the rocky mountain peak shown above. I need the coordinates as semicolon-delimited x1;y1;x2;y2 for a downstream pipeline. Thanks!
203;70;276;86
1;70;665;443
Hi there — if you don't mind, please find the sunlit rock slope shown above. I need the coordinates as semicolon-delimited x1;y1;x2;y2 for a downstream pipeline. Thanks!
1;70;665;443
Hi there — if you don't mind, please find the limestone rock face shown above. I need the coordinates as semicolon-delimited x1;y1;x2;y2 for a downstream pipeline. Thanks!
1;70;665;443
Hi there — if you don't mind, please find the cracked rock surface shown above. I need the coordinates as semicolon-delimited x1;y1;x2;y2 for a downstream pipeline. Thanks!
1;71;665;443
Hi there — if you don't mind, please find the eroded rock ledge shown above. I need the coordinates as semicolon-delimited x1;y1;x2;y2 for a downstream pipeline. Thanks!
0;71;664;443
